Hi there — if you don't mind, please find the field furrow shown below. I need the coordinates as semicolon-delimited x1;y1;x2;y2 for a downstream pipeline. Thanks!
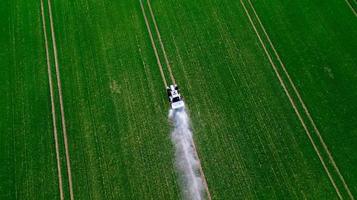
1;0;355;199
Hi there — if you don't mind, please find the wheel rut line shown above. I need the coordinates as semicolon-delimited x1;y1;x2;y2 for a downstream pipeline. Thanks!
140;1;212;199
40;0;64;199
240;0;343;198
140;0;168;88
146;0;176;84
343;0;357;16
247;0;354;198
46;0;74;199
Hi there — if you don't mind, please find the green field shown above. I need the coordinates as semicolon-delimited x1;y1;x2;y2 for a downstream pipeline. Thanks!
0;0;60;199
0;0;356;199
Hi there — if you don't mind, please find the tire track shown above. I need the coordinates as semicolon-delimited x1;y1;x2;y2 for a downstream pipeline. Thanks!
46;0;74;199
191;140;212;200
140;1;211;199
246;0;354;199
344;0;357;16
146;0;176;84
140;0;168;88
239;0;343;198
40;0;64;199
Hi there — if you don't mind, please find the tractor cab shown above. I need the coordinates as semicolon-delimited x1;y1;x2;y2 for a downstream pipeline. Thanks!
167;84;185;109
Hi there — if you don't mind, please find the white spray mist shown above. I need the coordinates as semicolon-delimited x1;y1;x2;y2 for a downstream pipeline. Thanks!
169;108;204;200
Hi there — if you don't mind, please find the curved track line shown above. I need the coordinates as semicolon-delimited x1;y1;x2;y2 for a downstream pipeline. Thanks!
146;0;176;85
240;0;343;198
140;0;168;88
46;0;74;199
247;0;354;198
40;1;64;199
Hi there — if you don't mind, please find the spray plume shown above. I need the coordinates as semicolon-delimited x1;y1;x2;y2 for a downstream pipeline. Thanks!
169;108;205;200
